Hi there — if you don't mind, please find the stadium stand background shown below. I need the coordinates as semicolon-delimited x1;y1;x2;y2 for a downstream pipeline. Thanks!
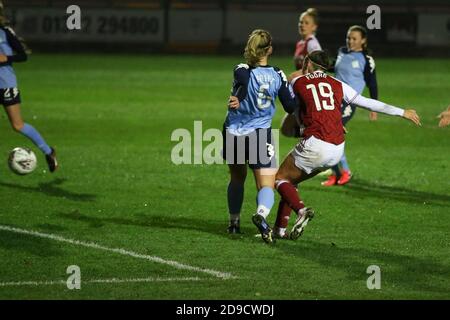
3;0;450;57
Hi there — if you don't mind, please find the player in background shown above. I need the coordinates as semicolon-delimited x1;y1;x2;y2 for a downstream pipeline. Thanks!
293;8;322;71
280;8;322;141
0;4;58;172
223;29;297;243
322;25;378;186
272;51;420;240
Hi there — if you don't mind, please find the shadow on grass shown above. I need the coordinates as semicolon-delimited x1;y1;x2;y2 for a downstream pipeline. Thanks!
57;210;255;240
276;239;450;296
35;223;68;233
0;178;96;202
0;230;62;257
55;210;449;295
307;177;450;207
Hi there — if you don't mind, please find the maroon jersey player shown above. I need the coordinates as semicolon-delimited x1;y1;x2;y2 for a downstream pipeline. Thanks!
267;51;421;241
293;8;321;71
293;72;346;145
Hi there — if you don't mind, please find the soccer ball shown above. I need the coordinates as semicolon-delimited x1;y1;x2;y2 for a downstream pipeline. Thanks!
8;147;37;175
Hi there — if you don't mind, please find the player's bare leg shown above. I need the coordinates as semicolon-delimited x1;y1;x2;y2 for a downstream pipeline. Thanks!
275;154;319;239
4;104;58;172
252;168;276;190
4;103;25;131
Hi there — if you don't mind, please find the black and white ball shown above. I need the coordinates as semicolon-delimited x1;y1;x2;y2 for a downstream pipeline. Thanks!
8;147;37;175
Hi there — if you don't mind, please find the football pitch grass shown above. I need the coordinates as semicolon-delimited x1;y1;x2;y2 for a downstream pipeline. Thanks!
0;54;448;299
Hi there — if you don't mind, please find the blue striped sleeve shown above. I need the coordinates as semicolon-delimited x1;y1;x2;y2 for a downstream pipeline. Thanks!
232;64;250;102
363;54;378;99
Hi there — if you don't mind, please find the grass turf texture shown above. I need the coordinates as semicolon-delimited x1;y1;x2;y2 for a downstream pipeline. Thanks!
0;54;448;299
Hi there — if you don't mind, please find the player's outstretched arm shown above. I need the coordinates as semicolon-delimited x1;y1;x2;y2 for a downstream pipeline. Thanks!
351;94;422;127
343;82;421;126
402;109;421;126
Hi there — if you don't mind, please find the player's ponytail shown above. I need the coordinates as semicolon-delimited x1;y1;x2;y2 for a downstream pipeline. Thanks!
244;29;272;67
348;25;369;53
306;50;332;71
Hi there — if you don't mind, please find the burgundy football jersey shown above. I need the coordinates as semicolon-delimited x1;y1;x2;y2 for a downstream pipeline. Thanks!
292;70;349;145
293;35;321;70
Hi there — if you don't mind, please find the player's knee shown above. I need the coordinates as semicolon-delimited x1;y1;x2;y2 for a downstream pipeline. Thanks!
12;122;24;132
230;178;246;187
275;170;287;181
230;169;247;183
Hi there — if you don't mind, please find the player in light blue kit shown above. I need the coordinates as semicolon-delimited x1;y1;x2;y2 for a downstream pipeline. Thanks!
223;29;297;243
0;8;57;172
322;25;378;186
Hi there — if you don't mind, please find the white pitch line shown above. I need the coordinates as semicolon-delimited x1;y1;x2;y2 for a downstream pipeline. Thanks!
0;277;206;288
0;225;236;280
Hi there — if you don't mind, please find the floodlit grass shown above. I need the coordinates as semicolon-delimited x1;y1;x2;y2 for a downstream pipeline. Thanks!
0;54;448;299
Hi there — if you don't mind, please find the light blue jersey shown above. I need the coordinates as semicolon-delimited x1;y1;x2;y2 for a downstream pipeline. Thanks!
0;28;18;88
335;47;376;95
225;64;295;136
